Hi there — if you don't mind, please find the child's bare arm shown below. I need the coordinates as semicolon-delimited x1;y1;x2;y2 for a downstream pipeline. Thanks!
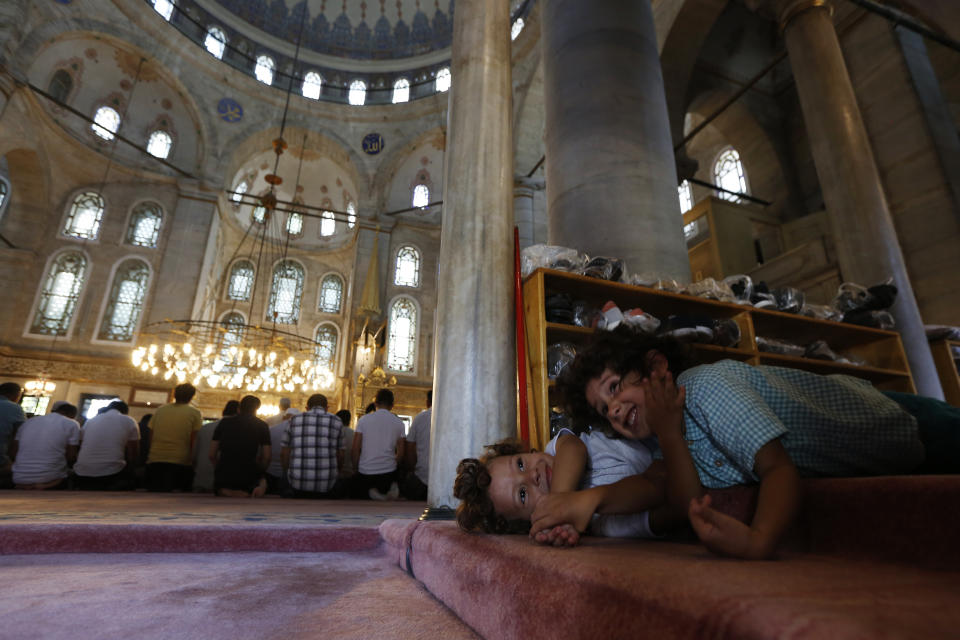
551;433;587;493
688;439;800;559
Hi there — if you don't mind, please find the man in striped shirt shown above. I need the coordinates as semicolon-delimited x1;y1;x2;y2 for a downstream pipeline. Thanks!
281;394;344;498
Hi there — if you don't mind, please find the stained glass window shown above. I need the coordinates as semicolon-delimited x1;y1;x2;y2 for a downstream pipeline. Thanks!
387;297;417;373
205;27;227;59
92;106;120;141
349;80;366;106
98;259;150;341
320;211;335;237
227;260;254;301
267;260;304;324
153;0;174;20
303;72;322;100
126;201;163;247
394;245;420;287
393;78;410;104
319;274;343;313
30;251;87;336
255;55;275;85
713;148;747;202
63;192;105;239
286;211;303;236
346;202;356;229
678;180;693;214
313;323;338;376
48;70;73;103
412;184;429;208
435;67;451;93
147;130;172;159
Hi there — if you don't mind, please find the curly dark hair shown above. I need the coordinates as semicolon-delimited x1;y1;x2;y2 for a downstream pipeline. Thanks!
555;326;696;437
453;439;534;535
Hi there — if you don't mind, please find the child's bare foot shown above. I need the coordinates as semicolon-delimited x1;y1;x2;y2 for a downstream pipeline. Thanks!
251;479;267;498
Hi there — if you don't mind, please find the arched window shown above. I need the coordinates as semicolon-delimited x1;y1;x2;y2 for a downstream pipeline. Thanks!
302;71;323;99
63;191;105;239
713;147;747;202
392;78;410;104
92;106;120;141
348;80;366;106
231;180;248;204
387;297;417;372
219;312;246;371
146;130;173;159
254;55;275;85
30;251;87;336
678;180;693;214
435;67;451;93
266;260;304;324
227;260;254;301
252;205;267;224
318;274;343;313
320;211;335;237
286;211;303;236
153;0;175;20
98;259;151;341
205;27;227;59
346;202;356;229
126;202;163;248
412;184;429;208
511;18;525;40
394;245;420;287
48;70;73;103
313;323;339;377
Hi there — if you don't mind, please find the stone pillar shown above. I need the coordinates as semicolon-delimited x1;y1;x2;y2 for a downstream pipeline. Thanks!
513;176;542;250
779;0;943;399
429;0;516;509
542;0;690;280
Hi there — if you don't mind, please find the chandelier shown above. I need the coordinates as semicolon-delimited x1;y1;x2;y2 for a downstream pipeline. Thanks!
130;9;331;395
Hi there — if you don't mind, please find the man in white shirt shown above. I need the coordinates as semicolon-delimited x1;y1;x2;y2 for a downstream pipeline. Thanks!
75;400;141;490
265;398;293;427
266;405;300;495
11;401;80;490
351;388;405;500
401;390;431;500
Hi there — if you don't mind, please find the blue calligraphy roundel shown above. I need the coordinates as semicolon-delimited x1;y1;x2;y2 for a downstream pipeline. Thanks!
362;133;384;155
217;98;243;123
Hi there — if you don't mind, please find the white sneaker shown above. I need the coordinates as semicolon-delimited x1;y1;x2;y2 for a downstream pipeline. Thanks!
369;487;388;501
387;482;400;500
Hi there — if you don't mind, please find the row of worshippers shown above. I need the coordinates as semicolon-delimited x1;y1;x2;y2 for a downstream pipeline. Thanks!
0;381;432;499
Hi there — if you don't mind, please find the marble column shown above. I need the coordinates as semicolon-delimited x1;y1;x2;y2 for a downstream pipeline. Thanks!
779;0;943;399
541;0;690;280
513;176;544;250
429;0;516;509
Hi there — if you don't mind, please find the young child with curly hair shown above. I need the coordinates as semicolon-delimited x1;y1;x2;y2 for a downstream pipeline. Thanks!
453;368;702;545
555;326;957;559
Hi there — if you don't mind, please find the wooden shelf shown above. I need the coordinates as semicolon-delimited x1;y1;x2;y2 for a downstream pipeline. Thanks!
522;267;916;446
930;339;960;407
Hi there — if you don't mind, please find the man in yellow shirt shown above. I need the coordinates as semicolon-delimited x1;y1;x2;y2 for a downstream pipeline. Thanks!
145;384;203;492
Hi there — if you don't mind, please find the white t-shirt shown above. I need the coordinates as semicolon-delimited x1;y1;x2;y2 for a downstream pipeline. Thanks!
266;419;289;477
12;413;80;484
74;409;140;477
406;408;431;484
546;428;657;539
356;408;405;475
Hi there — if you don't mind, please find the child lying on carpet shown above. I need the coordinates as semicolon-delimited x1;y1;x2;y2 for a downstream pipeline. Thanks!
453;369;698;545
545;327;960;559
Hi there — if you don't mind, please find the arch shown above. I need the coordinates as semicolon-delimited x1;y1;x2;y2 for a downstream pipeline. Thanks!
318;272;344;314
349;80;367;106
394;244;421;288
25;248;91;339
712;146;748;201
319;209;336;236
92;105;121;140
386;295;419;374
205;26;227;59
266;258;305;324
312;321;340;383
124;200;164;248
435;67;451;93
47;68;73;103
412;183;429;208
93;256;153;343
152;0;175;21
678;179;693;213
254;55;275;85
226;258;255;301
146;130;173;159
393;77;410;104
302;71;323;99
370;126;444;214
62;190;106;240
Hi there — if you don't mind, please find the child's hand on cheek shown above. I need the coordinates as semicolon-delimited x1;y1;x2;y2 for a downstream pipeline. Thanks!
642;371;686;440
529;491;599;540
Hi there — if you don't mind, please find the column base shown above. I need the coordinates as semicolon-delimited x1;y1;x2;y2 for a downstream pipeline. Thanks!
419;506;456;521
